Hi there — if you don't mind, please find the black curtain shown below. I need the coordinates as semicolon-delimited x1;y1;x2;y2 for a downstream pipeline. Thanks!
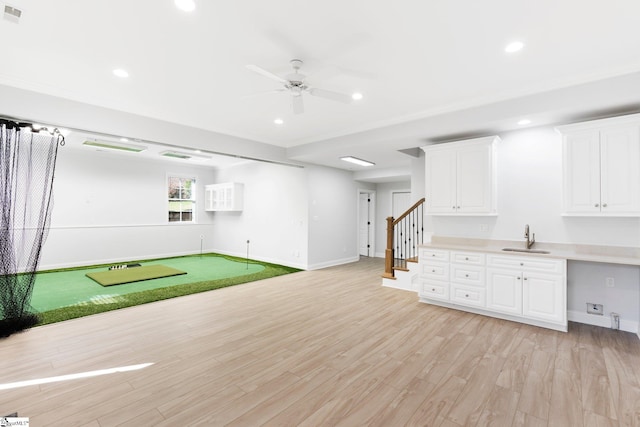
0;119;61;338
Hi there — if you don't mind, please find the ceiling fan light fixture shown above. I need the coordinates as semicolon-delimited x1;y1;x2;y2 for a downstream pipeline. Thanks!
341;156;375;167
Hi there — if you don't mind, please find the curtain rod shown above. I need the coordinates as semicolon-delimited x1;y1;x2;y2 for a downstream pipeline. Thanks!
0;117;66;145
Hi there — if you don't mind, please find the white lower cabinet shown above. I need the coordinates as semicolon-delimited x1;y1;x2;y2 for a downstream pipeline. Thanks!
419;248;567;331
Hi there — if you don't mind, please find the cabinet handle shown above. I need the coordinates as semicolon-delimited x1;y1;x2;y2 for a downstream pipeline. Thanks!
432;269;436;272
520;263;524;266
524;277;528;281
431;288;436;292
603;203;608;207
595;203;599;207
452;206;456;210
457;206;460;209
465;257;469;260
432;254;436;257
517;277;521;280
465;274;469;277
465;294;469;298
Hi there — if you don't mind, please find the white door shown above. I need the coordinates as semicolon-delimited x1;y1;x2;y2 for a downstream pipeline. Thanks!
522;272;565;324
359;192;375;256
600;125;640;214
486;268;522;315
425;148;457;213
457;144;492;213
562;130;601;214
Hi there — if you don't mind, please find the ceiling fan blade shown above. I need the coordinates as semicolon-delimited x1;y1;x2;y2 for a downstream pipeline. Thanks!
292;95;304;115
246;64;288;84
308;87;352;104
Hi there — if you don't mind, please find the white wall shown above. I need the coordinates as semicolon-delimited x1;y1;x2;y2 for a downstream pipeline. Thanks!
306;166;361;269
40;146;216;269
209;161;309;269
422;125;640;332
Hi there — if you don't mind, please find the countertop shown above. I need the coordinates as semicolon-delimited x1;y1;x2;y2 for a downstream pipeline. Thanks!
420;236;640;266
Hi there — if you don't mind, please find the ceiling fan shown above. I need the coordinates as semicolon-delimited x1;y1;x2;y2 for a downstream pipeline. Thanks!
246;59;353;114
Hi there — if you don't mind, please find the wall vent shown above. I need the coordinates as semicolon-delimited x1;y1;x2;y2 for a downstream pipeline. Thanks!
4;5;22;23
83;140;147;152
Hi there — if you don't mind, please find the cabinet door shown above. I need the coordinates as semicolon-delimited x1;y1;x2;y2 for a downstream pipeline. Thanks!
457;143;493;213
600;126;640;214
425;148;457;213
486;268;522;315
562;130;601;214
522;272;565;324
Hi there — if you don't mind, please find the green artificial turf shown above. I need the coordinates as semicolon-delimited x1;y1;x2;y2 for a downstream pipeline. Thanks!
31;253;300;327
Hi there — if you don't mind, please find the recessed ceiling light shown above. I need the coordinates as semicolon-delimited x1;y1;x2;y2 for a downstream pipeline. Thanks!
120;137;129;142
341;156;375;167
175;0;196;12
113;68;129;78
505;41;524;53
352;92;363;101
518;119;531;125
274;118;284;125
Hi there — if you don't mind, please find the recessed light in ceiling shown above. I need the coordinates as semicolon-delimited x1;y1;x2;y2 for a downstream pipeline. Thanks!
113;68;129;78
341;156;375;167
352;92;363;101
175;0;196;12
120;137;129;142
518;119;531;125
505;41;524;53
274;118;284;125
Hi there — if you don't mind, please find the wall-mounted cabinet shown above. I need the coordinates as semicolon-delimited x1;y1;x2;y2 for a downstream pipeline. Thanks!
557;114;640;216
421;136;498;215
205;182;244;211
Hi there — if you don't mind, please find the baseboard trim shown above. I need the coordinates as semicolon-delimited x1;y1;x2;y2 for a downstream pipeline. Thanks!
306;256;360;271
567;310;639;334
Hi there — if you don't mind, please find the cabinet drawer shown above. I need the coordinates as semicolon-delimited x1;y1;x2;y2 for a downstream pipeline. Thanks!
420;262;449;281
486;254;565;274
450;264;485;286
450;284;486;307
419;280;449;301
419;248;450;262
451;251;485;265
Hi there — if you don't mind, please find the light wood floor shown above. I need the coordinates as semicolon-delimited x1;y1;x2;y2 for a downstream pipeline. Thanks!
2;257;640;426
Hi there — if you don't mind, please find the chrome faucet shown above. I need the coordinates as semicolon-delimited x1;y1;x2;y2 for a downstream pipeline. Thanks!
524;224;535;249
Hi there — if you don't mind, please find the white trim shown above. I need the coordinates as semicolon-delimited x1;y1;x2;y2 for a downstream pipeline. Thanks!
357;188;376;257
307;255;360;271
567;310;639;334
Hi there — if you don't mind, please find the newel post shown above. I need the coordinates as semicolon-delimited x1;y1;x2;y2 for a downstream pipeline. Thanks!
382;216;395;279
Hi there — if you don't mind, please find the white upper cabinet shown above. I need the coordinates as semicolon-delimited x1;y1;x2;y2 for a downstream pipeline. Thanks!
205;182;244;211
558;114;640;216
422;136;498;215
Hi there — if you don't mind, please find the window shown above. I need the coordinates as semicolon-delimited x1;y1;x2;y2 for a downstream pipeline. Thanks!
168;176;195;222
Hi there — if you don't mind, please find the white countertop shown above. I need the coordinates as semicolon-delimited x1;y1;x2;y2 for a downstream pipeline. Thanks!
420;236;640;266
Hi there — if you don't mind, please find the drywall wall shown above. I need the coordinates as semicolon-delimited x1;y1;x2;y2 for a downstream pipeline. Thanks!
209;161;309;269
40;146;216;269
421;125;640;331
306;165;361;269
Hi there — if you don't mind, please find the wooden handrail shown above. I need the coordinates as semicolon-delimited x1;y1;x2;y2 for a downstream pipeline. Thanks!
382;198;426;279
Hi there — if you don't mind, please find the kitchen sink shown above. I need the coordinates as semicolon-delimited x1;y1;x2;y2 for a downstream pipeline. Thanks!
501;248;551;254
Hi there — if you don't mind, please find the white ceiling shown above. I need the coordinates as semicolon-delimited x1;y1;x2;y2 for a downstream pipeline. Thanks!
2;0;640;175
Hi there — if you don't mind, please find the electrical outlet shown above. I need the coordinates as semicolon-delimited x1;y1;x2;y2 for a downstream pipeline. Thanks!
587;303;603;315
605;277;615;288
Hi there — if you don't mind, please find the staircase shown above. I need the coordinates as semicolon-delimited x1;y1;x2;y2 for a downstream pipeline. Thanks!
381;198;425;291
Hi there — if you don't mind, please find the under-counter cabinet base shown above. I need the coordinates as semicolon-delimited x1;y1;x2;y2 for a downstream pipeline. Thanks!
418;248;567;332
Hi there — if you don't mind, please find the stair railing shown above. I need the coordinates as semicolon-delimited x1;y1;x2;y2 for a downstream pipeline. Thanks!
382;198;426;279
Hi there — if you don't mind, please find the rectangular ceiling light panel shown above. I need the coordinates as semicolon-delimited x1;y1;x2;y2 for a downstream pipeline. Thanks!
340;156;375;167
83;140;147;152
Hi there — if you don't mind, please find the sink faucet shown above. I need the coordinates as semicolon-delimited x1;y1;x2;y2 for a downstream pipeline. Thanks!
524;224;535;249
